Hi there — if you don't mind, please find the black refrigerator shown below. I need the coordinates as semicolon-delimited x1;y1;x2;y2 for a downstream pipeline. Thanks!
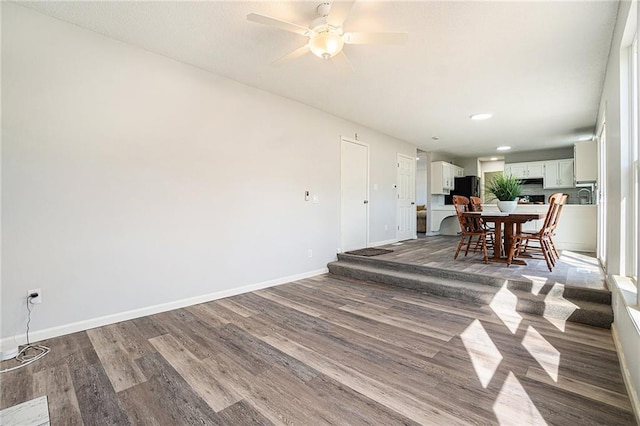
444;176;480;204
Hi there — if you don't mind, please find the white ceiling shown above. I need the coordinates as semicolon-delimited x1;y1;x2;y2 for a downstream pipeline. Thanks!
15;1;618;157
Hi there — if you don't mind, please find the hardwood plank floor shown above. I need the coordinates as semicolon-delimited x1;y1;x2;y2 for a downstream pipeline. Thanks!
391;235;606;290
1;274;635;425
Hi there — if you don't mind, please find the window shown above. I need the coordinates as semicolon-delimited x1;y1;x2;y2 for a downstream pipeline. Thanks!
633;34;639;283
626;32;639;285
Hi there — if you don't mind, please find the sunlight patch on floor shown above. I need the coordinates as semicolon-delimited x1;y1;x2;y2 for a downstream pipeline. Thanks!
489;284;522;334
560;251;601;271
460;319;503;388
543;316;567;332
521;326;560;382
542;283;579;332
521;275;548;296
493;371;547;425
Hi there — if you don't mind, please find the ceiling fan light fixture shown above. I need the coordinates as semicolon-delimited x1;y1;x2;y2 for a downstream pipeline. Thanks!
309;30;344;59
470;113;493;121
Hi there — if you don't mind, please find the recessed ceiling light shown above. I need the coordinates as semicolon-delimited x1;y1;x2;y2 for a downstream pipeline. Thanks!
470;113;493;121
416;157;420;160
496;146;511;151
578;135;593;141
490;157;499;161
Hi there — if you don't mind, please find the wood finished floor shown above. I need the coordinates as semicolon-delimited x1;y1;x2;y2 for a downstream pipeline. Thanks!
398;235;606;290
1;274;634;425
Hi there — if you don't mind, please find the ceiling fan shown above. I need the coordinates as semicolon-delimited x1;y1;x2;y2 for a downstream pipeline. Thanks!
247;1;407;72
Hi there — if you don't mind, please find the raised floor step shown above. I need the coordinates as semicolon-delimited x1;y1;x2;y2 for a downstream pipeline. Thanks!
328;254;613;329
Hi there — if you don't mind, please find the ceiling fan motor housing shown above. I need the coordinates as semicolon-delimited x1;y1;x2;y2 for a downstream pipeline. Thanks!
316;3;331;17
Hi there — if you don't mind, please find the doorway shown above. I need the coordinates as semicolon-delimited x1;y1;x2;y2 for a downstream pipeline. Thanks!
341;137;369;251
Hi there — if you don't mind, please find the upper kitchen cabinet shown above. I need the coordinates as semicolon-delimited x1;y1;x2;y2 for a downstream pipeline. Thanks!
431;161;463;194
544;159;575;188
574;140;597;182
504;161;545;179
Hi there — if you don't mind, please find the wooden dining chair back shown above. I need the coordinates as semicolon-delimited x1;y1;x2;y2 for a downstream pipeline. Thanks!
469;196;483;212
469;195;497;236
452;195;489;263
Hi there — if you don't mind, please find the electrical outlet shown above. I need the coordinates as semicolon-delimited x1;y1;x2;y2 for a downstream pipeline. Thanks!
27;288;42;304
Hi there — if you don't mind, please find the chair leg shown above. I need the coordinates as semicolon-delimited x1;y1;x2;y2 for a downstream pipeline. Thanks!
454;236;467;259
550;237;560;259
545;239;557;266
464;235;474;256
481;235;488;263
541;239;553;271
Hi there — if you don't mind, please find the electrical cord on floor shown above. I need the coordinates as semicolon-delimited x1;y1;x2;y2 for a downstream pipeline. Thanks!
0;295;50;374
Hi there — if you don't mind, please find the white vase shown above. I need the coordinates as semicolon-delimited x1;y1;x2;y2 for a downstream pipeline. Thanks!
497;200;517;213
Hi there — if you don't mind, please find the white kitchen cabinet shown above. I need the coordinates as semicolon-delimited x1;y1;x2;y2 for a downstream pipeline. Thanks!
544;159;575;188
526;162;545;178
574;140;597;182
504;162;544;178
481;204;596;251
431;161;463;194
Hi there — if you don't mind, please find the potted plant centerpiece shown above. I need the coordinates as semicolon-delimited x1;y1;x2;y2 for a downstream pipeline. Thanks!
486;174;523;213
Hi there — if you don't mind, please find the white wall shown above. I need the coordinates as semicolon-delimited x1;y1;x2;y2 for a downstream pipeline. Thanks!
0;3;415;352
416;150;428;206
503;147;574;163
595;0;640;419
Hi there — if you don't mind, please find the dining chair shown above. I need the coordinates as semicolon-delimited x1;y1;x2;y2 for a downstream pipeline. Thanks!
469;195;496;250
520;193;567;263
545;193;568;259
469;196;483;212
452;195;489;263
507;193;567;271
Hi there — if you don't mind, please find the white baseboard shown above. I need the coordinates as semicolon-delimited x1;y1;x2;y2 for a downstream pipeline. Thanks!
612;320;640;423
369;238;399;247
0;268;328;360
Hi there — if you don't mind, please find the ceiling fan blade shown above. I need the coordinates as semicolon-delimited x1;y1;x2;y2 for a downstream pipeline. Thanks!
326;0;356;27
344;32;408;45
247;13;309;36
331;51;355;74
272;45;310;67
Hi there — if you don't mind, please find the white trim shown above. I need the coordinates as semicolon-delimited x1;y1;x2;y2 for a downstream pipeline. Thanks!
612;324;640;423
0;268;328;360
609;274;640;423
369;238;399;247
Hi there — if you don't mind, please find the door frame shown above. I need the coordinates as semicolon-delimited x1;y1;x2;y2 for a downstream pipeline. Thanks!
597;119;607;268
396;153;417;240
340;136;370;251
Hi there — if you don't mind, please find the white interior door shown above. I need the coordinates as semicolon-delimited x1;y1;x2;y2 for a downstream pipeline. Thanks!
397;153;416;240
341;138;369;251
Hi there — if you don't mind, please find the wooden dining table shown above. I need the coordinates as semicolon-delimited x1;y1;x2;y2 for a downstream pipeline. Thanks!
463;211;546;264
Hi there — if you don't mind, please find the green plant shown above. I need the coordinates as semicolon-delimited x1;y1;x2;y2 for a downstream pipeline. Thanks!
485;174;523;201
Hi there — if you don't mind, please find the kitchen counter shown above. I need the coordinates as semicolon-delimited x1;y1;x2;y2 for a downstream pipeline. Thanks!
429;204;596;251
